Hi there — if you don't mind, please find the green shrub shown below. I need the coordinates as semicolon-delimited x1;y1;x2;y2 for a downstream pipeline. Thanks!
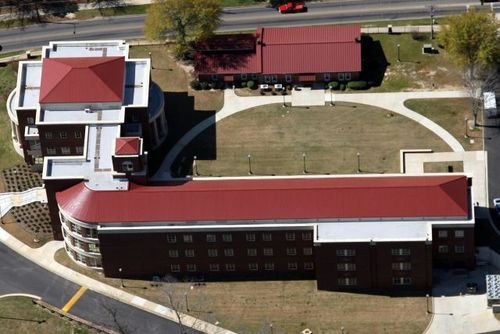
347;81;369;90
190;80;201;90
241;81;247;88
340;83;346;91
328;81;339;90
200;81;209;90
247;80;255;89
216;81;225;89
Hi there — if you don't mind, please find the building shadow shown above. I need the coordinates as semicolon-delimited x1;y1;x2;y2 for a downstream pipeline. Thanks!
147;91;216;178
360;35;388;87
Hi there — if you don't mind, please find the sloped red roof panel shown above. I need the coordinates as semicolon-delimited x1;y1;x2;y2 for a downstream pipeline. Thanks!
56;176;469;224
39;57;125;103
263;25;361;45
115;137;140;155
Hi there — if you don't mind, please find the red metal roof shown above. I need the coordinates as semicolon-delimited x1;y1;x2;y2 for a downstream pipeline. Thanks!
39;57;125;103
56;176;469;224
115;137;140;155
194;25;361;75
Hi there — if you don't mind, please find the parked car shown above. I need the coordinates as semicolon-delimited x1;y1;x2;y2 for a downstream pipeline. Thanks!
494;198;500;216
278;2;307;14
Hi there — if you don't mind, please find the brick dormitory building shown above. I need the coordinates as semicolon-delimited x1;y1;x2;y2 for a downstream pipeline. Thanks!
7;40;475;292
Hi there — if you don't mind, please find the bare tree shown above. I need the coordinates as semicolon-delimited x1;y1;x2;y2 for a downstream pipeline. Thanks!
465;65;500;126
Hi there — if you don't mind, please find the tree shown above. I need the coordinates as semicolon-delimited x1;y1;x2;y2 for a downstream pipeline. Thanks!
144;0;222;59
438;10;500;125
88;0;125;13
4;0;78;27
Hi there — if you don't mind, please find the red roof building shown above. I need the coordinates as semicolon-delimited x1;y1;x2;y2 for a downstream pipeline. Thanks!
39;56;125;103
194;25;362;83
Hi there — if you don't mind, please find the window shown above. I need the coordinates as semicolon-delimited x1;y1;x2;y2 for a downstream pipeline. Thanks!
70;223;80;234
247;248;257;256
187;264;197;272
262;233;272;241
455;245;465;253
121;161;134;172
47;147;56;155
393;277;412;285
323;73;331;82
75;146;84;155
211;74;218;81
287;248;297;256
438;230;448;238
88;243;99;253
303;247;313;256
302;232;312;241
271;75;278;83
264;75;271;83
336;249;355;257
288;262;298;271
206;234;216;242
285;232;296;241
224;248;234;257
169;250;179;258
338;277;357;286
208;249;218;257
455;230;464;238
185;249;195;257
345;73;352;81
222;233;232;242
338;73;345;81
264;263;275;271
45;132;53;139
337;263;356;271
249;263;258;271
391;248;411;256
225;264;236;271
209;264;219;272
74;131;82;139
167;234;176;243
263;248;273;256
438;245;448;253
392;262;411;271
60;131;67;139
183;234;193;243
304;262;314;270
61;146;71;154
285;74;292;83
171;264;180;272
251;73;257;80
246;233;255;242
240;73;248;80
26;117;34;125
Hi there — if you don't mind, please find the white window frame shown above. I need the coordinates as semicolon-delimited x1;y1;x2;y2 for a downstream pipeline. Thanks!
271;75;278;83
224;248;234;257
285;74;292;83
47;147;56;155
225;263;236;272
247;248;257;256
26;117;35;125
183;234;193;243
249;263;258;271
287;248;297;256
240;73;248;80
304;262;314;270
264;263;275;271
246;233;255;242
303;247;313;256
211;74;218;81
392;262;411;271
169;250;179;258
61;146;71;154
438;230;448;238
288;262;298;271
264;75;271;83
206;234;216;242
302;232;312;241
251;73;258;80
338;277;357;286
45;132;53;139
121;161;134;172
455;245;465;253
222;233;232;242
393;277;412;285
345;72;352;81
75;146;84;155
208;249;218;257
323;73;331;82
185;249;195;257
285;232;296;241
338;73;345;81
336;249;355;257
187;264;197;272
209;264;219;272
171;264;180;272
262;233;272;241
167;234;176;243
438;245;448;253
337;263;356;271
74;131;82;139
391;248;411;256
263;248;273;256
455;230;464;238
60;131;67;139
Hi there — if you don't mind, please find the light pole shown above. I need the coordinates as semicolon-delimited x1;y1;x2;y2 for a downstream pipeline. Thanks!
341;327;346;334
270;323;274;334
302;153;307;174
149;52;154;69
282;93;286;108
464;118;469;138
356;152;361;173
118;267;124;288
330;87;335;106
426;294;431;314
430;6;435;40
397;44;401;62
247;154;253;175
184;291;190;312
193;156;199;176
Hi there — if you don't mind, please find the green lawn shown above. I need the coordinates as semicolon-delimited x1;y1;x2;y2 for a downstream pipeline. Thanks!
404;98;482;151
362;33;463;92
0;296;94;334
55;249;430;334
0;63;23;171
171;102;451;177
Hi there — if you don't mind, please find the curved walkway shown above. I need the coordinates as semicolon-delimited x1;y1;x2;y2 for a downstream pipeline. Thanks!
153;89;468;179
0;187;47;217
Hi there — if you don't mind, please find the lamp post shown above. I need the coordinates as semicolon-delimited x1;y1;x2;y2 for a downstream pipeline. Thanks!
430;6;435;40
356;152;361;173
426;294;431;314
464;118;469;138
282;93;286;108
270;323;274;334
330;87;335;106
184;291;190;312
247;154;253;175
118;267;124;288
193;156;199;176
149;52;154;69
302;153;307;174
397;44;401;62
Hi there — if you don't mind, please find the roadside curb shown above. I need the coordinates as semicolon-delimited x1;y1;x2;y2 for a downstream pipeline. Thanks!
0;293;41;300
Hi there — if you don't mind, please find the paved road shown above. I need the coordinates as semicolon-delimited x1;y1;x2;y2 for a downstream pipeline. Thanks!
0;0;491;52
0;243;200;334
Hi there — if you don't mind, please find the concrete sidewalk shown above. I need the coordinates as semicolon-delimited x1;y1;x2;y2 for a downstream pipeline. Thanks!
154;89;468;179
0;188;234;334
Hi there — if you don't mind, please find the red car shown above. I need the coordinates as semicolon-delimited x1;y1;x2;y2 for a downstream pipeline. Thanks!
278;2;307;14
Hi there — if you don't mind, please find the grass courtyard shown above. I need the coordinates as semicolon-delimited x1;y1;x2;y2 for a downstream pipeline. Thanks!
171;102;451;177
55;249;431;334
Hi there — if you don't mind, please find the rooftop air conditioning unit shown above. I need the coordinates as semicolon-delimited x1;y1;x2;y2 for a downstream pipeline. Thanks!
84;108;92;113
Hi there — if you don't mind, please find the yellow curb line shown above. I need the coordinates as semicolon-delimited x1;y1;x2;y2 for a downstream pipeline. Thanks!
62;286;87;313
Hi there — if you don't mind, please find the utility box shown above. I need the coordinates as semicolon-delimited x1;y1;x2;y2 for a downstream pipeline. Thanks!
484;92;497;118
422;44;434;54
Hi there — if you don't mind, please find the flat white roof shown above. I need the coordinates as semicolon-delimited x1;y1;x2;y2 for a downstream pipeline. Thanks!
39;107;123;124
43;40;128;59
316;221;433;243
17;62;41;108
